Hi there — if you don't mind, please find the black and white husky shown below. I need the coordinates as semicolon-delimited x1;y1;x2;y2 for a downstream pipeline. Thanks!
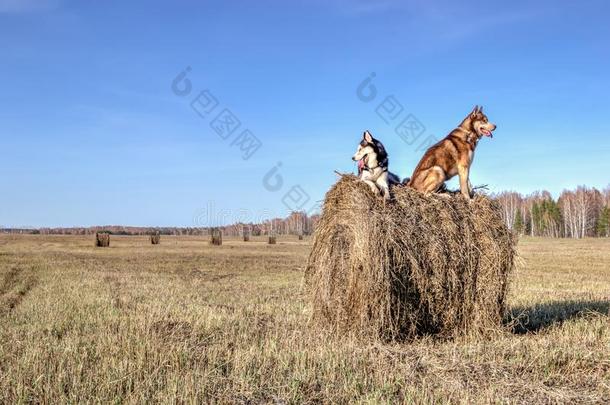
352;130;401;200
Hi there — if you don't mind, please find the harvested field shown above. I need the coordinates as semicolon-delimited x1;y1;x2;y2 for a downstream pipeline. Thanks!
0;234;608;403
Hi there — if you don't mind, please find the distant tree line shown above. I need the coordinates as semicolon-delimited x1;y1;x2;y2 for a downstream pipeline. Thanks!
4;211;321;237
218;211;319;237
493;185;610;238
4;185;609;239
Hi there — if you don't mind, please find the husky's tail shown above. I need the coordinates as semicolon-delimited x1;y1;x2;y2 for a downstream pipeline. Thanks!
388;172;402;185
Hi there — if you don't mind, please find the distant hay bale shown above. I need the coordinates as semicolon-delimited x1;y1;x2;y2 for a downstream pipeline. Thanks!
243;226;251;242
95;232;110;247
150;233;160;245
268;235;277;244
210;228;222;246
298;234;304;241
305;175;516;341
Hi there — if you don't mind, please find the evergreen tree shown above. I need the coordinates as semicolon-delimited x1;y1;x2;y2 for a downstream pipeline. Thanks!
514;210;524;235
597;206;610;237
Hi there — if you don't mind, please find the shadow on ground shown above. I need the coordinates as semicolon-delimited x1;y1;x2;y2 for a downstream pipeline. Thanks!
506;299;610;334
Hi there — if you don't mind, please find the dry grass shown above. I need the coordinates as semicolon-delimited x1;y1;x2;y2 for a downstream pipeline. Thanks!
0;234;608;403
306;176;515;340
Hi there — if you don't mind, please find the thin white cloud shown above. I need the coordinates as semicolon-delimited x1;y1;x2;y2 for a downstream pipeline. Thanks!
321;0;415;16
0;0;60;13
322;0;542;38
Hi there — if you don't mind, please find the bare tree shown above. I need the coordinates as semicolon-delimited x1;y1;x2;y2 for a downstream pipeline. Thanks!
559;190;577;238
566;186;602;238
494;191;522;230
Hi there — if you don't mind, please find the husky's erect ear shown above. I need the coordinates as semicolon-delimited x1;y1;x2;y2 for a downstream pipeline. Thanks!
479;106;483;112
470;105;480;117
363;130;373;143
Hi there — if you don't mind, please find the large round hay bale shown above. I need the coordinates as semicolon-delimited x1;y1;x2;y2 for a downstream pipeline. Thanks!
304;175;515;341
95;232;110;247
150;233;161;245
210;228;222;246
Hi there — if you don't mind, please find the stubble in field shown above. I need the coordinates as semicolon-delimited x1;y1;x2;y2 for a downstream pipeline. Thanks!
0;235;608;403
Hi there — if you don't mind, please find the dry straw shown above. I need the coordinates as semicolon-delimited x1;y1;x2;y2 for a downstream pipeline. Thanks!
95;232;110;247
305;175;516;341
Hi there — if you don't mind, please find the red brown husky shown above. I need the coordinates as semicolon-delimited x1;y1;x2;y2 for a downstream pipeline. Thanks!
407;106;496;198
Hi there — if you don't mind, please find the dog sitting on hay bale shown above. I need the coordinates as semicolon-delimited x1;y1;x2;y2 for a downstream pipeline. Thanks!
305;175;515;341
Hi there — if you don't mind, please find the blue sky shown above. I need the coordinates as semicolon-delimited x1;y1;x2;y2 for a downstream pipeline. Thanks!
1;0;609;227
